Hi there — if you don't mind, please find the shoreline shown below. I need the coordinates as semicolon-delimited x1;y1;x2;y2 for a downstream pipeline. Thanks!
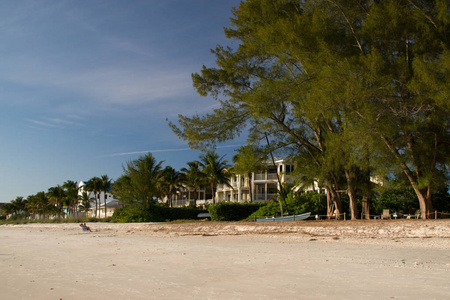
3;219;450;246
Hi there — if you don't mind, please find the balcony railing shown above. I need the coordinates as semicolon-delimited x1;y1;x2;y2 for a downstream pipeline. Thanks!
254;173;278;181
254;174;265;180
267;173;278;180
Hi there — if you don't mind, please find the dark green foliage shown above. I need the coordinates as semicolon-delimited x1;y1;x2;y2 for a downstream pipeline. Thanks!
247;201;280;219
249;192;327;219
288;192;328;216
432;189;450;213
208;202;266;221
373;188;450;215
111;206;164;223
158;205;207;221
372;188;419;215
111;204;207;223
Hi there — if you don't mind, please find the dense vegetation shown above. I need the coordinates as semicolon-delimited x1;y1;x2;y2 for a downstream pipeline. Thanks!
208;202;265;221
111;204;207;223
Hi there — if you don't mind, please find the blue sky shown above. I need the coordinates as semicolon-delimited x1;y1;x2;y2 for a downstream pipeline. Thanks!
0;0;245;202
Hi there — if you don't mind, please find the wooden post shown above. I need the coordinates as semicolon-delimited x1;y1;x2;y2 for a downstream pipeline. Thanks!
435;211;437;219
344;212;346;221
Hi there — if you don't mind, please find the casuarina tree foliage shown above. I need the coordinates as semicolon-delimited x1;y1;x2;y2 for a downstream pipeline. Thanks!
170;0;449;219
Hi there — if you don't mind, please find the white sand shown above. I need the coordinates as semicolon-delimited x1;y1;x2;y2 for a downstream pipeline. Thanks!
1;220;449;299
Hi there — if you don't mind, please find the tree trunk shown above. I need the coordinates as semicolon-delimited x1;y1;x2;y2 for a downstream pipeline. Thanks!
345;169;358;220
95;193;98;218
381;135;434;219
326;185;342;220
248;173;253;203
362;195;370;219
104;193;107;218
193;189;197;207
326;189;332;219
413;185;434;219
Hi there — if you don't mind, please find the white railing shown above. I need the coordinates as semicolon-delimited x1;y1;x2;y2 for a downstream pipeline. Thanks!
254;174;265;180
254;173;278;181
254;193;278;201
267;173;278;180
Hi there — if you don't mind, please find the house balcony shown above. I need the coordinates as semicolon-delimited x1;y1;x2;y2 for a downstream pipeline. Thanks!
254;173;278;181
254;193;278;202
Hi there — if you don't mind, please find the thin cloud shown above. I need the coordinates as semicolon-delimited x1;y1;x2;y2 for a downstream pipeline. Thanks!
26;119;56;127
101;144;243;158
26;116;84;129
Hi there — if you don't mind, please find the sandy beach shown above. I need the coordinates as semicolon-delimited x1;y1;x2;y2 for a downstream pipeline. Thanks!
1;220;449;299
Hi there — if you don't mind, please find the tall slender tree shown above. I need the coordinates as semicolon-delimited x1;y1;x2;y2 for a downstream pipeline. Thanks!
231;145;266;202
101;175;112;217
47;185;65;218
62;180;78;218
181;161;207;207
160;167;185;207
200;150;231;204
78;191;91;217
85;177;103;218
112;153;163;209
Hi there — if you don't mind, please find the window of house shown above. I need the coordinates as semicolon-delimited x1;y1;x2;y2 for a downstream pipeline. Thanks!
285;165;294;174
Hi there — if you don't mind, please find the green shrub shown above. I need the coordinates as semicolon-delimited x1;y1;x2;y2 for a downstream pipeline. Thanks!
111;206;163;223
371;188;419;215
247;200;281;219
111;204;207;223
153;204;207;221
208;202;265;221
248;192;327;219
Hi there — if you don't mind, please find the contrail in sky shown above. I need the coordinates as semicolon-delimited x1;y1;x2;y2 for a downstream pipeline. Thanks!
100;144;243;158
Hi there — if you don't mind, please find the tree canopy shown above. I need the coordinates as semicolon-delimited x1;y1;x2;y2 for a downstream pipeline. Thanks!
170;0;449;219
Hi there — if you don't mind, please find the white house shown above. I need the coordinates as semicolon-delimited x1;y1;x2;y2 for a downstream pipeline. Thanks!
77;181;120;218
215;157;299;203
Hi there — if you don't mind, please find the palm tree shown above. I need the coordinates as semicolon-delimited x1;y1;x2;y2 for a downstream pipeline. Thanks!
78;191;91;217
34;191;50;219
47;186;66;218
160;166;185;207
200;150;231;204
100;175;112;218
26;194;39;219
111;175;134;207
181;161;207;206
116;153;164;209
232;145;266;202
8;196;28;219
2;202;15;218
25;192;48;219
62;180;78;218
85;177;103;218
